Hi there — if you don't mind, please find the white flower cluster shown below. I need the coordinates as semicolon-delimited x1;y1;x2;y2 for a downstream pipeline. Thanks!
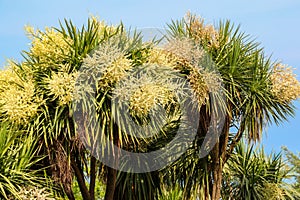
270;64;300;102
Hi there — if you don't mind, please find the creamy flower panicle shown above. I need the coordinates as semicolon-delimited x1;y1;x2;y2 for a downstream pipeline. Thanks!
9;187;55;200
129;80;175;118
270;63;300;102
185;13;220;49
164;37;204;66
25;26;73;70
82;40;132;91
146;48;178;68
45;71;78;106
0;66;42;124
164;37;222;107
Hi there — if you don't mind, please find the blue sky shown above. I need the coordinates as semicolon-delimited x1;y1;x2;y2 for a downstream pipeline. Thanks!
0;0;299;153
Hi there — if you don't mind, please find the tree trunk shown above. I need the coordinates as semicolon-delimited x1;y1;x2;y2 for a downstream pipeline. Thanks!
210;139;221;200
63;183;76;200
104;123;120;200
104;167;118;200
210;153;223;200
72;156;92;200
198;103;231;200
209;113;231;200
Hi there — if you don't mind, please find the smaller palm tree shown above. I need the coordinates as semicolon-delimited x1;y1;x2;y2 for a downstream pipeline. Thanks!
222;142;300;200
0;123;53;199
283;147;300;197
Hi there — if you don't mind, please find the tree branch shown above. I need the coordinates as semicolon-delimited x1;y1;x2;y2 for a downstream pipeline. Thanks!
71;155;91;200
90;156;96;200
225;123;245;163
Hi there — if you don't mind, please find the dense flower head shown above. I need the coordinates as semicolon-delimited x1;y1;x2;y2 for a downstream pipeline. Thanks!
164;37;222;106
0;66;42;124
146;48;178;68
129;82;174;117
90;16;116;37
260;182;286;200
185;12;220;49
99;56;132;89
9;187;55;200
81;40;132;90
113;65;183;118
164;37;204;66
188;68;209;105
270;63;300;102
45;71;78;106
188;67;222;106
25;26;73;69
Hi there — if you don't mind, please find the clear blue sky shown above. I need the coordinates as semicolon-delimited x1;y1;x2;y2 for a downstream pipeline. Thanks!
0;0;299;153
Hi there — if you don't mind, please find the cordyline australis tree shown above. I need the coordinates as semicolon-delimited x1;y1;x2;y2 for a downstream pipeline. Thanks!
159;13;300;200
0;14;299;200
0;16;183;200
0;17;135;200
